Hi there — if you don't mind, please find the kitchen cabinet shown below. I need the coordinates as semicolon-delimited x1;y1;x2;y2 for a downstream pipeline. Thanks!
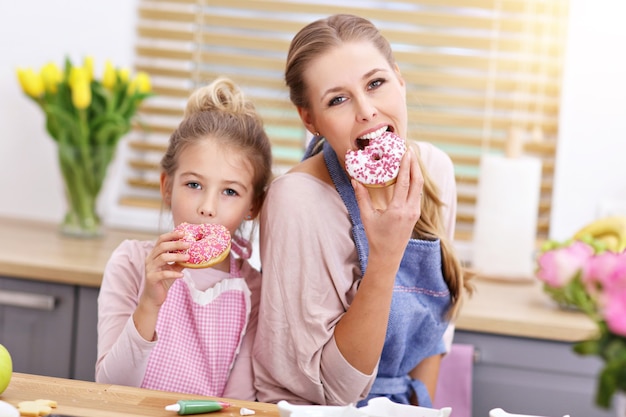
454;330;614;417
73;286;98;381
0;276;76;378
0;217;156;382
0;276;98;381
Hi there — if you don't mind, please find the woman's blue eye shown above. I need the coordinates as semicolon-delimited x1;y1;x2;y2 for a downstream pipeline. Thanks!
369;79;384;90
329;96;346;107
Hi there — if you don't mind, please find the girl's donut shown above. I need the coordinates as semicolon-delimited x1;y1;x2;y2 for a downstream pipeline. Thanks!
174;222;231;269
345;131;407;187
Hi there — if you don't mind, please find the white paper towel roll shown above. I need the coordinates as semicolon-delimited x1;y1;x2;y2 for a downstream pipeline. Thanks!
472;154;542;279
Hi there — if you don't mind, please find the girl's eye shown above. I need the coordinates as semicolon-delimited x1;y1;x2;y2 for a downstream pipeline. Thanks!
186;182;201;190
224;188;239;197
368;78;384;90
328;96;347;107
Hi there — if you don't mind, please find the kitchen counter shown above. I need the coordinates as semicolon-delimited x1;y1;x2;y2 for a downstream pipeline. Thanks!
455;276;597;342
0;217;597;342
0;216;157;287
0;373;279;417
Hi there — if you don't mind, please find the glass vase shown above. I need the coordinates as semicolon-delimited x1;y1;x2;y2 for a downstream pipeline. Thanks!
57;142;116;238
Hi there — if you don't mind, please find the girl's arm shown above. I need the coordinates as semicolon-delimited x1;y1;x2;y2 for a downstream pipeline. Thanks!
132;230;189;341
96;240;155;385
96;236;189;385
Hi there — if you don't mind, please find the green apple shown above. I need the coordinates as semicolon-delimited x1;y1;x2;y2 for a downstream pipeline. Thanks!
0;344;12;394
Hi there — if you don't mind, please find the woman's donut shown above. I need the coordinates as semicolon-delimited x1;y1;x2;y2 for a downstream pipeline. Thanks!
174;222;231;269
345;131;407;187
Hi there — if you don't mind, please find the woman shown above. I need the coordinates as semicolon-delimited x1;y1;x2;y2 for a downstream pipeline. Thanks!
253;14;473;407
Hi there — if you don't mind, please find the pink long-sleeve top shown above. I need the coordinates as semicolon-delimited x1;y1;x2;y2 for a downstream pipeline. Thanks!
96;239;260;401
253;141;458;405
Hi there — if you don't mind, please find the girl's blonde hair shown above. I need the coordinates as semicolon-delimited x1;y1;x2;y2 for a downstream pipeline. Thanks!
285;14;473;317
161;77;273;220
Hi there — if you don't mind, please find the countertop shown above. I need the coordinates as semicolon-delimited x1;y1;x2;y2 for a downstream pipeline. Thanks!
0;216;157;287
0;373;279;417
0;217;597;343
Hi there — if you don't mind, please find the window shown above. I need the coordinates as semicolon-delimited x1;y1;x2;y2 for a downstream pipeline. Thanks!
107;0;569;241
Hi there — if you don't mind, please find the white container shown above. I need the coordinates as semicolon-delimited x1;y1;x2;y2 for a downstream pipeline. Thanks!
489;407;570;417
277;397;452;417
359;397;452;417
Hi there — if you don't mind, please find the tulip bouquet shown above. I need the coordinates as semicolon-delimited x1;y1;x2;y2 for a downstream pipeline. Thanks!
535;217;626;409
16;57;152;236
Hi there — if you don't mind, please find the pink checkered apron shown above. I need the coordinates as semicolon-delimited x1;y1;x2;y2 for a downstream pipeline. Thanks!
141;237;252;396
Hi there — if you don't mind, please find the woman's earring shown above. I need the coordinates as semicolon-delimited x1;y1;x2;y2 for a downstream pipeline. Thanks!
314;131;320;137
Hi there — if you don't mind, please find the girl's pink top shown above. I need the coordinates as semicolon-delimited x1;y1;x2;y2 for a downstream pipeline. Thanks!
96;239;260;401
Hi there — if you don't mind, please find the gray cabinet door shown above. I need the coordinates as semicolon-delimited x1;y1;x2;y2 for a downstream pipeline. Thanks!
73;286;98;381
0;276;75;378
454;331;614;417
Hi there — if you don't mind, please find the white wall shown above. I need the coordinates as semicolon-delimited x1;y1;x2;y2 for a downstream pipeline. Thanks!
0;0;137;223
1;0;625;241
550;0;626;239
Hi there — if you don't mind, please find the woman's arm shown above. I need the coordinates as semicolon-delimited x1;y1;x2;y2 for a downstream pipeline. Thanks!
408;354;443;405
334;148;425;373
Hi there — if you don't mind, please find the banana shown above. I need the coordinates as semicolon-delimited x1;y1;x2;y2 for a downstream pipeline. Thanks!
572;215;626;252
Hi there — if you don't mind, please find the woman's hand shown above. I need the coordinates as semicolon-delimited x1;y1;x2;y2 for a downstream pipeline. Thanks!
133;230;189;341
336;147;424;373
353;146;424;266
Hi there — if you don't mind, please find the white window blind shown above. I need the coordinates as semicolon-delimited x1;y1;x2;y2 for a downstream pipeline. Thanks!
108;0;569;240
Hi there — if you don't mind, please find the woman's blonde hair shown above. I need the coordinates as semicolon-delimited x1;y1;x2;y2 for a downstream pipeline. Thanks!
161;77;273;221
285;14;473;316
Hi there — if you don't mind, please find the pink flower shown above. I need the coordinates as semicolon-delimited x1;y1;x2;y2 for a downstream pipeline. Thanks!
536;241;595;287
603;288;626;337
582;251;626;292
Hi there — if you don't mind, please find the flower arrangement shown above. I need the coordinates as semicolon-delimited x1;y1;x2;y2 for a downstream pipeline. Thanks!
16;57;153;236
535;216;626;409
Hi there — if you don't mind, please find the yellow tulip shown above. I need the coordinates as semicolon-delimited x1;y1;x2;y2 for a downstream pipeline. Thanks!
40;62;62;94
102;60;116;90
68;66;86;89
69;67;91;109
118;68;130;84
16;68;44;98
83;56;94;82
128;72;151;94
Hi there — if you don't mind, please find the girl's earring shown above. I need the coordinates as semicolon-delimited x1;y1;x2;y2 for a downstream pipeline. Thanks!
245;215;252;220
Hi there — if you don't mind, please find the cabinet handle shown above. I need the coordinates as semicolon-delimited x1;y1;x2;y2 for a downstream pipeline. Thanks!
0;289;56;311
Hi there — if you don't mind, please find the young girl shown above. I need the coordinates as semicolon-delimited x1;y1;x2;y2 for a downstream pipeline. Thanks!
96;77;272;401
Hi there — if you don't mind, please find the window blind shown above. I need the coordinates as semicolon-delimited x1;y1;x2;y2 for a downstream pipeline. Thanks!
109;0;569;240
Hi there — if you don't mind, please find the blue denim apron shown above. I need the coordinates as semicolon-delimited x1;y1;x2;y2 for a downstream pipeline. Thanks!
304;138;451;407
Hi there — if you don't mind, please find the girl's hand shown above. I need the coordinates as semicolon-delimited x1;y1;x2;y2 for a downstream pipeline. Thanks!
140;229;190;309
133;230;189;341
353;147;424;266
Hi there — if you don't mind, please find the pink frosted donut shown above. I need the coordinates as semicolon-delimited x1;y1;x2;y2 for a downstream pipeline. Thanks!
345;131;407;187
174;222;231;269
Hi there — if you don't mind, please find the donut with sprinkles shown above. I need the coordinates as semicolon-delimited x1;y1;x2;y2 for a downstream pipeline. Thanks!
174;222;231;268
345;131;406;187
